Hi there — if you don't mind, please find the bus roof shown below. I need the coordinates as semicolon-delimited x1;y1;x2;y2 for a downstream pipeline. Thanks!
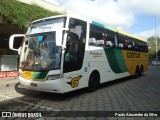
117;29;147;42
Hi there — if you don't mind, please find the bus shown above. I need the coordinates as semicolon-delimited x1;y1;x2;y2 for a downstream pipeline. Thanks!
9;14;149;93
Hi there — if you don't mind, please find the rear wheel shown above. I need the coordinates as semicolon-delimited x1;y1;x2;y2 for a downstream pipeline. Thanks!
87;72;100;92
134;66;139;78
139;66;144;77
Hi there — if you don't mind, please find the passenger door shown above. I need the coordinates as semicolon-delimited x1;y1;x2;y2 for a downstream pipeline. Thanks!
63;33;85;91
63;18;87;92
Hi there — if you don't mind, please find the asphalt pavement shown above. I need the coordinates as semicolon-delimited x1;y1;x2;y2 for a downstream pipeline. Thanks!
0;66;160;120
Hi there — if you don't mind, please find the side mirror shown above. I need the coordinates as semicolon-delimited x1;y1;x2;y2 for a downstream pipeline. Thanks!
9;34;25;54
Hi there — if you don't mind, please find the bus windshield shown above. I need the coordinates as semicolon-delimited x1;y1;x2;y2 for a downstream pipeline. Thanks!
19;17;66;71
20;32;62;71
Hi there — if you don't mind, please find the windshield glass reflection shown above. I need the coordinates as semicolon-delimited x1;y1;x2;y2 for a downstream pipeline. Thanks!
20;32;61;71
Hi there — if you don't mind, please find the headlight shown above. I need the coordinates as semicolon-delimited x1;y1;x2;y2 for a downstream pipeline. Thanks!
46;74;61;80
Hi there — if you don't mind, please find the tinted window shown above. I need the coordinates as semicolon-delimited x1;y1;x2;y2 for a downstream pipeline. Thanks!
89;24;104;47
104;29;116;48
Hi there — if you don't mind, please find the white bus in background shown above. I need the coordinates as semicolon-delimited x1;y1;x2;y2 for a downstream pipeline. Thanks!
9;14;149;93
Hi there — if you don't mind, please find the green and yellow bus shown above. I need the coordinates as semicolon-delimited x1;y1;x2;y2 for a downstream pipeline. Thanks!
9;14;149;93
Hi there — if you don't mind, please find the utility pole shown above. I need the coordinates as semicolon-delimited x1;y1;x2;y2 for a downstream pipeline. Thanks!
155;16;158;63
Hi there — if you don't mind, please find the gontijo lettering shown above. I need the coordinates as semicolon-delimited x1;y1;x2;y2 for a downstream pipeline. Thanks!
127;52;140;58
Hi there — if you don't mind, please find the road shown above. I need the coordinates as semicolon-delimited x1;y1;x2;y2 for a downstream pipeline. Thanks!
0;65;160;120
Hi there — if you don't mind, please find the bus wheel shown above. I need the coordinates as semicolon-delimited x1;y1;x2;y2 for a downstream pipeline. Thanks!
139;66;143;77
87;71;100;92
134;66;139;78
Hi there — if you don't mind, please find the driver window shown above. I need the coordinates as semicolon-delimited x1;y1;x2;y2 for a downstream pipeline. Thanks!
63;33;80;73
69;18;87;44
65;40;78;62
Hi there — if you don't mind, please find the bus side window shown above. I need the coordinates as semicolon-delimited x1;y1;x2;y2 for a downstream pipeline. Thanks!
104;30;116;48
118;43;123;48
127;39;133;49
124;40;128;48
133;40;145;52
128;44;132;49
145;44;148;52
133;39;137;51
134;44;138;51
117;34;125;49
96;40;104;47
89;24;104;47
106;41;113;47
89;38;96;46
141;42;148;52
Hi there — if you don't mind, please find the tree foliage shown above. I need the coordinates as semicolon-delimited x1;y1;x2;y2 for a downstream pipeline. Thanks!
147;36;160;59
0;0;61;30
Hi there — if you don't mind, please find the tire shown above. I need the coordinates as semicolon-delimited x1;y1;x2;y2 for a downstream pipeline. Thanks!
87;72;100;92
134;67;139;78
139;66;143;77
138;69;142;77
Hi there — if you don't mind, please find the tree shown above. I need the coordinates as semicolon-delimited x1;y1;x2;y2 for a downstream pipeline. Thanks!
0;0;61;30
147;36;160;60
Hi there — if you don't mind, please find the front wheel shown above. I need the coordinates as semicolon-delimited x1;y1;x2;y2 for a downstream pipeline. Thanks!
87;72;100;92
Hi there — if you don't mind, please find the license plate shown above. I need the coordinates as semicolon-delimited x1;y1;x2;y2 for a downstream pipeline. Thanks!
31;83;37;87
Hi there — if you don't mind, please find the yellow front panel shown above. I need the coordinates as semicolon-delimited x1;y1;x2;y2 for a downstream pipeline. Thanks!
23;71;35;80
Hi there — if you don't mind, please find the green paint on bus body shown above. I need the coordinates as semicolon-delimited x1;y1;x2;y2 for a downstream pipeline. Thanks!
92;21;116;32
31;71;49;80
114;49;128;72
104;47;128;73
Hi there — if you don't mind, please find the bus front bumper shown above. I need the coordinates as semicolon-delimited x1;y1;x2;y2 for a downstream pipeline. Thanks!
19;77;64;93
